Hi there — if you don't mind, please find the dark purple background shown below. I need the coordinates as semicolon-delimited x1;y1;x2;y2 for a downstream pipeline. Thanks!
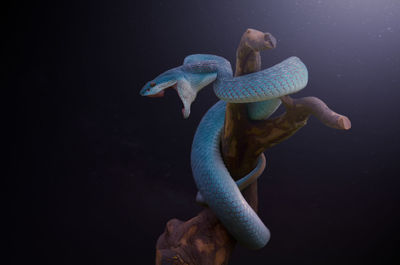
7;0;400;264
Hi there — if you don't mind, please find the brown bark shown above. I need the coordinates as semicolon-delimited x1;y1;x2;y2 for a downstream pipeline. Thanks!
155;28;351;265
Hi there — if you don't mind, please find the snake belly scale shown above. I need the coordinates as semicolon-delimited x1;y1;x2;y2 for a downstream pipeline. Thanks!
140;54;308;249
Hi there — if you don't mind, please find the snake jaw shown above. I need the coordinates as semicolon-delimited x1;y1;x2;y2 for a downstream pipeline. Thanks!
175;78;197;119
140;79;177;97
140;72;198;119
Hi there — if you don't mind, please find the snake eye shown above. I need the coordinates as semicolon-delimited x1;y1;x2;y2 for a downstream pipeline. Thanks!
150;82;156;87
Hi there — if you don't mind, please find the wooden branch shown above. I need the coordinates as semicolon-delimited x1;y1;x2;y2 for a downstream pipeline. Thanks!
155;28;351;265
249;95;351;150
156;209;235;265
222;29;277;178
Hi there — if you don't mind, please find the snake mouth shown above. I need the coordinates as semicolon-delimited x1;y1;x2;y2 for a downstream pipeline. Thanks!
147;90;165;97
147;83;180;99
142;82;177;98
143;82;189;117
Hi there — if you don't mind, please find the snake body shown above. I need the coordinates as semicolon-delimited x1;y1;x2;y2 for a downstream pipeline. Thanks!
140;54;308;249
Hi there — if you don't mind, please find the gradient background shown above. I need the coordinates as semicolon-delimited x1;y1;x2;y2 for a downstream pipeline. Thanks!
7;0;400;264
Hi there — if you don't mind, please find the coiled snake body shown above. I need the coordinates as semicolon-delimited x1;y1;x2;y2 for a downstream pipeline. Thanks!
141;54;308;249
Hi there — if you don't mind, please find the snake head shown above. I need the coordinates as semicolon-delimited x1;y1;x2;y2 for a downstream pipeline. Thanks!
140;68;199;119
140;71;178;98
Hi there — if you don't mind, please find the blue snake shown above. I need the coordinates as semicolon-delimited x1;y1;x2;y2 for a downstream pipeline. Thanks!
140;54;308;249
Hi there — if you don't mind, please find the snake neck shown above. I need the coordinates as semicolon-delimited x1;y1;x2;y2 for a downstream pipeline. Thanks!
178;55;233;118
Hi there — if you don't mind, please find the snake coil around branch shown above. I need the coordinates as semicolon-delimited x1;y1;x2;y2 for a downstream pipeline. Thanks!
140;28;351;265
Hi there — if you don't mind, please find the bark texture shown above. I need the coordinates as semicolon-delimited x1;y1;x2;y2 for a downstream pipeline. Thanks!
155;28;351;265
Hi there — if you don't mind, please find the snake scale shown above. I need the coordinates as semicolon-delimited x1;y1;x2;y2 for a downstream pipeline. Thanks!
140;54;308;249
